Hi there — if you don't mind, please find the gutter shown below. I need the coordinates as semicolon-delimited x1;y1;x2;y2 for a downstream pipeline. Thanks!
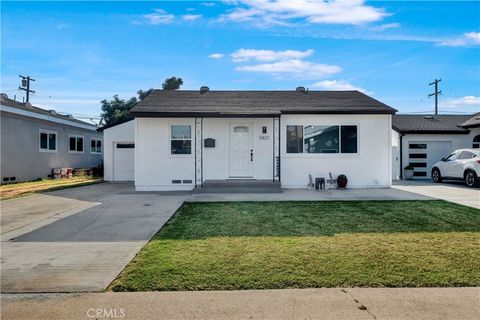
399;133;404;180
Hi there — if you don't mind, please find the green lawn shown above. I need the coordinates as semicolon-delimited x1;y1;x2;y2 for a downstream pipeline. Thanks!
110;201;480;291
0;177;103;200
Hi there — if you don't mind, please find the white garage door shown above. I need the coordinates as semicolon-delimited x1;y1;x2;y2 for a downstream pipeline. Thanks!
408;141;452;179
113;142;135;181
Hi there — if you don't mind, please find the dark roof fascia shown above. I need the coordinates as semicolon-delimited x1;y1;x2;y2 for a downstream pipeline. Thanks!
131;109;395;118
97;118;134;132
280;109;395;115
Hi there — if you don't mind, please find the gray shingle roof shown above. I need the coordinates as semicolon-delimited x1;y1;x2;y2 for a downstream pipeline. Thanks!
392;114;472;133
461;112;480;128
0;94;97;128
130;90;397;117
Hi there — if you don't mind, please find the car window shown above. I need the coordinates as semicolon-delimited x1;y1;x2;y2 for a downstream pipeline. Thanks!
458;151;475;160
445;152;458;161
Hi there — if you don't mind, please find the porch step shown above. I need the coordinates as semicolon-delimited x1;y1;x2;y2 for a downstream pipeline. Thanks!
194;180;282;194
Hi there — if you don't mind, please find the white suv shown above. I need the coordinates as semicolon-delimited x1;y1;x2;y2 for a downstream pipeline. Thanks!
431;148;480;187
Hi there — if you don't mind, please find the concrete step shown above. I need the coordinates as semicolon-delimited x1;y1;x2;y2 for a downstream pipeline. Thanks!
193;187;282;194
195;180;282;193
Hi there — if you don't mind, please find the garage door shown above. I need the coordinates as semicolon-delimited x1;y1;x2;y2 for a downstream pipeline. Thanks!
113;142;135;181
408;141;452;179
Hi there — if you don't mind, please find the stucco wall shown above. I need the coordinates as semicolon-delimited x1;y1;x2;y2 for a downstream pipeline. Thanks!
135;117;275;191
1;111;103;182
280;114;392;188
103;120;135;181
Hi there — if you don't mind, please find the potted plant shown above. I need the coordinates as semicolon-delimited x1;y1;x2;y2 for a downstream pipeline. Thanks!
404;165;414;180
337;174;348;188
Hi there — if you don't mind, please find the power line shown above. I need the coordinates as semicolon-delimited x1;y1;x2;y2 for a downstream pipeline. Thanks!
428;78;442;115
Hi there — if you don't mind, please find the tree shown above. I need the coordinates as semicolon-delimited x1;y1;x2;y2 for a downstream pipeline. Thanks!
100;89;153;126
162;76;183;90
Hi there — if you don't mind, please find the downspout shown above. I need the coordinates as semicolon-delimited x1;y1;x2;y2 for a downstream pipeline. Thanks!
399;133;404;180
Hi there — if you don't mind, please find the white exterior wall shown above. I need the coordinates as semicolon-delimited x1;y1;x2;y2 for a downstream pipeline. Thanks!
395;128;480;179
135;117;274;191
281;114;392;188
103;121;135;181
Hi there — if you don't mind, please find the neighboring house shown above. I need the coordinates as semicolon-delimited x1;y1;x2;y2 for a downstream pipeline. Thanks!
392;114;480;180
0;94;103;182
103;88;397;190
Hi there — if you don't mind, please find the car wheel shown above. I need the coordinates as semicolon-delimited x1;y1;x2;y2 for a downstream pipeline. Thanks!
432;168;442;183
465;170;478;188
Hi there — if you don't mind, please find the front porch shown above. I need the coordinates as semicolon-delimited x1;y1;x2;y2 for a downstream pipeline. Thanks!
193;179;282;194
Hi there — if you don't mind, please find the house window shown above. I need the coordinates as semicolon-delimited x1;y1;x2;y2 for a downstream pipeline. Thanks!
39;130;57;152
341;126;358;154
287;125;358;154
473;135;480;149
91;139;102;154
171;125;191;155
286;125;303;153
69;136;84;153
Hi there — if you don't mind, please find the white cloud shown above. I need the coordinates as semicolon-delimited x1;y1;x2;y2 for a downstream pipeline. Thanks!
439;32;480;47
56;23;69;30
144;9;174;25
182;14;202;21
201;2;216;6
236;59;341;78
443;96;480;108
311;80;369;93
222;0;388;26
231;48;314;62
208;53;225;59
370;22;400;31
186;8;196;12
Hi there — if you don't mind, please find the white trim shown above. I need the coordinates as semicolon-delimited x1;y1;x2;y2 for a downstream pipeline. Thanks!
68;134;85;153
1;104;97;131
168;123;193;157
90;138;102;154
39;129;58;153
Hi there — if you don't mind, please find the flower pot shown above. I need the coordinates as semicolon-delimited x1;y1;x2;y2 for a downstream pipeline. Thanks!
404;169;414;180
337;174;348;188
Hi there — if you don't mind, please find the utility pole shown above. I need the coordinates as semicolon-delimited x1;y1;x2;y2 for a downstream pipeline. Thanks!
18;75;35;103
428;78;442;115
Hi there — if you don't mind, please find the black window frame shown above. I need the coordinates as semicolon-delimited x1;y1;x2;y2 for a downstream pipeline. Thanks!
286;125;358;154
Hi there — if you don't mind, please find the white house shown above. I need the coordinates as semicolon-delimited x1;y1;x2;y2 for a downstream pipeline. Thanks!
392;114;480;180
101;120;135;182
103;88;397;191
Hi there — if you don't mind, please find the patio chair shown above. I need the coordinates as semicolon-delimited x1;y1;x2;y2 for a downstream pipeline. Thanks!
327;172;337;189
307;174;315;189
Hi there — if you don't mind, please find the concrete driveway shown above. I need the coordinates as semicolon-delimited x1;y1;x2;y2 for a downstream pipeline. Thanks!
393;180;480;209
1;183;187;293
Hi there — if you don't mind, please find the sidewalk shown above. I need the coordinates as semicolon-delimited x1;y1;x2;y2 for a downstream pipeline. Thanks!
2;287;479;320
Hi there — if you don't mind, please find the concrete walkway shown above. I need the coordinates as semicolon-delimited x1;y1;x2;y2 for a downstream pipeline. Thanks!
1;183;187;293
393;180;480;209
187;186;432;202
2;287;479;320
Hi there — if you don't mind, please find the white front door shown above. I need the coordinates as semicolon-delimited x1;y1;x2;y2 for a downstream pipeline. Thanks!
229;124;253;178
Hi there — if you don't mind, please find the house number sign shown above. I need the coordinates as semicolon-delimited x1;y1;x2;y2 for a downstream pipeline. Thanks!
259;135;270;140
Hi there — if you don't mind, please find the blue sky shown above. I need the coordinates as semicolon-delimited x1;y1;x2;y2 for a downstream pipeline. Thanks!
1;1;479;122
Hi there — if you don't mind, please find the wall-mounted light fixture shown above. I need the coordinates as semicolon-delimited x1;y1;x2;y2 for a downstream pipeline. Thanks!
262;126;267;134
